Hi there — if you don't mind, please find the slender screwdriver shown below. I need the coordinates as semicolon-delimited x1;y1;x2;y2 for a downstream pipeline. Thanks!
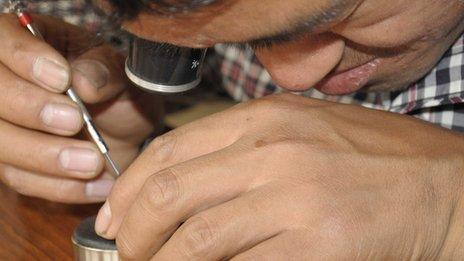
10;1;121;177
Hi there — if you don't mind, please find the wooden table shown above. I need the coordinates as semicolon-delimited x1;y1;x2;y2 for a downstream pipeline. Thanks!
0;182;101;260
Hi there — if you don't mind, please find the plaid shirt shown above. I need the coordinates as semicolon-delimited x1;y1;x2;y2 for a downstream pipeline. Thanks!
17;0;464;132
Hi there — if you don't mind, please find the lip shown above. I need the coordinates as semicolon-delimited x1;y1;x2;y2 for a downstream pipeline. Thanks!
315;59;380;95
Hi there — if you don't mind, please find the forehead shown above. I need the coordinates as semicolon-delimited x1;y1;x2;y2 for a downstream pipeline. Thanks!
103;0;358;47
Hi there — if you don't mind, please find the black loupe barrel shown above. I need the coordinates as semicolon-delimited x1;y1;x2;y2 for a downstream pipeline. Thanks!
125;35;207;93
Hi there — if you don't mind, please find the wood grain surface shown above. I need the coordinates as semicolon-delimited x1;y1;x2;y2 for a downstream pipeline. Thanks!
0;182;101;260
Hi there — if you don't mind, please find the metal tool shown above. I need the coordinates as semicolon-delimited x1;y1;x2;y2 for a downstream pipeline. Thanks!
9;0;120;177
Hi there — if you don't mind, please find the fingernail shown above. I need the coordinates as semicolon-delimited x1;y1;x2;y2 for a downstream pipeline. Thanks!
73;60;109;90
41;103;82;133
59;148;100;173
86;179;114;198
95;200;112;236
33;57;70;91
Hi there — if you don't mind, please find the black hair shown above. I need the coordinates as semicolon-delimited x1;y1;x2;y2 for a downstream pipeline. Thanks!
107;0;219;19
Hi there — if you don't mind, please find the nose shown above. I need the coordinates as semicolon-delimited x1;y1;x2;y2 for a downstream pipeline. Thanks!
254;34;345;91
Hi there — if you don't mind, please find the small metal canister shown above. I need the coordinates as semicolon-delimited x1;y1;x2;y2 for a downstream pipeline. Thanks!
72;216;119;261
125;34;207;94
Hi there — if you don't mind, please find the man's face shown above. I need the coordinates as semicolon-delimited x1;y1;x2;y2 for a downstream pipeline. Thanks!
101;0;464;95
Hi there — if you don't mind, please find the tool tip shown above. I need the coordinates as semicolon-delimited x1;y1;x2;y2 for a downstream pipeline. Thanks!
103;152;121;177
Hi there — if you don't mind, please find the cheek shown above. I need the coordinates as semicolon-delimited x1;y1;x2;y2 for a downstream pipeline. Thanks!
360;41;449;92
329;1;464;91
334;1;462;48
335;17;424;49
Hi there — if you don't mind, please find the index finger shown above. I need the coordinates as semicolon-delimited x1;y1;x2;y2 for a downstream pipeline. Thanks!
94;104;252;239
0;14;71;92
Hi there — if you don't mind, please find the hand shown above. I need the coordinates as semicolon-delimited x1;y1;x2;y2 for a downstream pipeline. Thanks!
96;93;464;260
0;14;162;203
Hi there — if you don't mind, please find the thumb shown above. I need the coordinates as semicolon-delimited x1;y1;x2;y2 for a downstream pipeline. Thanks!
71;45;127;104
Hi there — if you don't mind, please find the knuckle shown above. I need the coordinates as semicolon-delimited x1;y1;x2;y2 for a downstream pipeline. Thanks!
146;133;177;163
179;216;217;258
140;169;182;213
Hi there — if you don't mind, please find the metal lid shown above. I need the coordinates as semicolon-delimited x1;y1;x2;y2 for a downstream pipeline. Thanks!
72;216;119;261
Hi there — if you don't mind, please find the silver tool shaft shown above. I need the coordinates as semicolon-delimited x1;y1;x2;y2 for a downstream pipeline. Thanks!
104;153;121;176
12;2;121;177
